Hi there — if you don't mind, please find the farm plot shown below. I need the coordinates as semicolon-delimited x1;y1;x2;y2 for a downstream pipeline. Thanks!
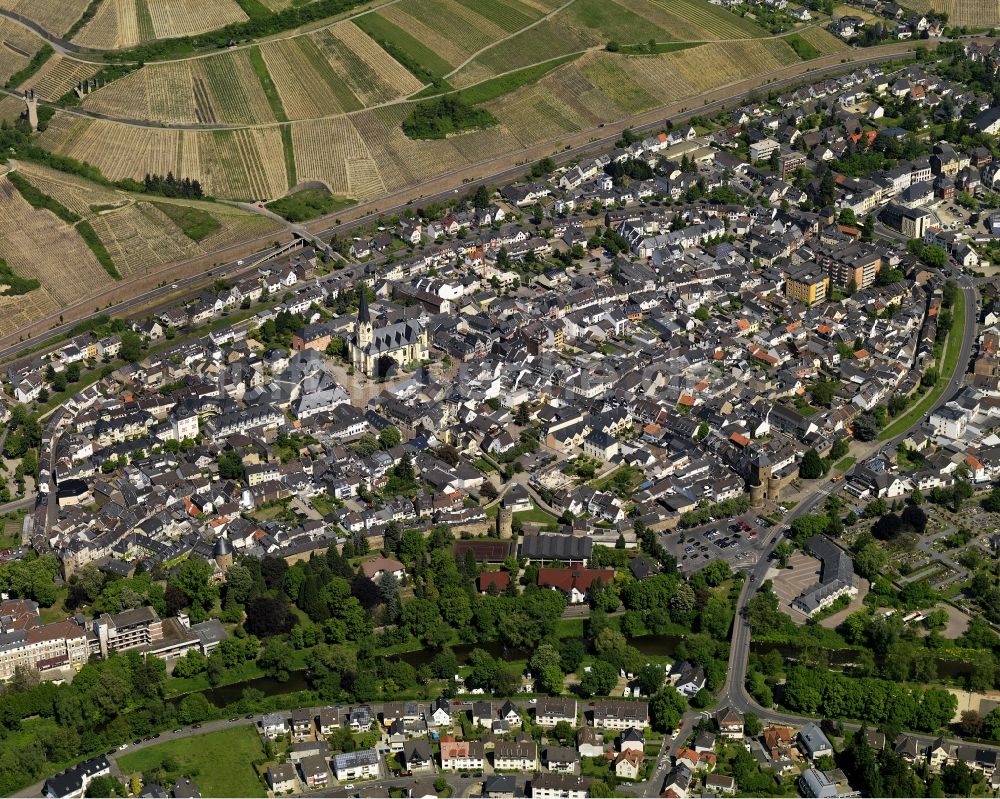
259;37;360;120
352;14;453;80
291;117;379;198
0;95;24;123
452;0;543;33
948;0;1000;27
19;54;99;101
0;19;42;84
0;175;112;308
564;0;675;47
145;0;249;39
469;18;594;78
315;23;424;106
41;117;182;183
484;82;585;147
74;0;141;49
0;0;90;37
199;127;288;201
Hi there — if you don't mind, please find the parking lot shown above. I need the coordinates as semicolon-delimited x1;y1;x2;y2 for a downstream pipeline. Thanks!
769;550;823;623
661;513;775;574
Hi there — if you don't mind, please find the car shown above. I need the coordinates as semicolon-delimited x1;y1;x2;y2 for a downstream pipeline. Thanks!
153;734;160;739
698;545;708;552
529;698;537;704
118;744;128;751
685;546;694;553
344;785;355;790
173;729;183;733
192;724;202;729
229;717;239;722
748;530;758;538
733;533;742;539
245;714;255;719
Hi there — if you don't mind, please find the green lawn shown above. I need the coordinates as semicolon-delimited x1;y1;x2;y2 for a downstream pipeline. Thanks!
784;33;820;59
152;202;221;242
266;188;354;223
162;660;265;698
514;504;558;525
834;456;856;471
117;726;266;797
879;288;966;440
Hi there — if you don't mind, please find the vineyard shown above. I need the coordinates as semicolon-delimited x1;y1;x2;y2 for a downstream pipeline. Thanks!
617;0;767;39
83;22;420;125
17;54;99;101
0;19;43;85
73;0;249;46
793;25;849;55
201;128;289;200
0;175;110;327
0;0;90;37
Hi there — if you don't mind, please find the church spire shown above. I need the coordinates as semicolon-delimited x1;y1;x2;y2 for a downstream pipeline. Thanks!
358;283;370;324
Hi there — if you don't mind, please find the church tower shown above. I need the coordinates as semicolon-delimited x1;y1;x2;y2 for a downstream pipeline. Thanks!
356;284;373;348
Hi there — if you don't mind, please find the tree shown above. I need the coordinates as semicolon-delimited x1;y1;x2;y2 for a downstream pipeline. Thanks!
650;686;686;732
744;712;762;737
257;638;295;682
244;595;296;637
800;448;825;479
378;426;401;449
853;412;881;441
86;777;124;797
118;331;144;363
578;660;617;697
637;663;665;696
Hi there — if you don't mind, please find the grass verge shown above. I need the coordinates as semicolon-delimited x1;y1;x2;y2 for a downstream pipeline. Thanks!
247;46;288;123
280;124;296;188
76;221;121;280
784;33;821;60
834;456;856;471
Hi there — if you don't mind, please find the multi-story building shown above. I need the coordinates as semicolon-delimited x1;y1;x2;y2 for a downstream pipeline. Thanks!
785;267;830;305
0;600;89;681
92;607;163;658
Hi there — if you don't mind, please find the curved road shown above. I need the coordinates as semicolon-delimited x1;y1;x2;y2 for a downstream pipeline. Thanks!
717;276;978;736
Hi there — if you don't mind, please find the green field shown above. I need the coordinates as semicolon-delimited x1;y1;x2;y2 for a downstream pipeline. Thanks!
879;288;967;441
834;456;856;471
266;188;353;222
784;33;821;60
152;203;221;242
248;46;288;122
117;726;266;798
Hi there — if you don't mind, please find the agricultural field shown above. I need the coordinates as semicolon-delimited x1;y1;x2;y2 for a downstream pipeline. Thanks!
0;18;44;85
16;54;99;101
455;0;767;84
0;174;110;337
904;0;998;27
0;0;91;37
84;23;420;124
790;25;849;55
73;0;249;48
290;116;383;199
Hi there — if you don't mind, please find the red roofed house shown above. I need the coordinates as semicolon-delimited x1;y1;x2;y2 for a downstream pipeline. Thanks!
361;556;405;584
478;571;512;593
537;567;615;604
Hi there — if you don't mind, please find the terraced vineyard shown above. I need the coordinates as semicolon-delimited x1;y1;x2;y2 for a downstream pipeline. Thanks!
16;54;99;101
0;18;44;85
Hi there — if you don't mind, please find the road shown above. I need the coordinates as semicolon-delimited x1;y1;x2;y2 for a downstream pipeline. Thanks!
0;41;935;358
713;274;980;761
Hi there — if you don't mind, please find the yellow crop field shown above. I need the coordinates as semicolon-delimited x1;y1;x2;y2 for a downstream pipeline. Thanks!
0;95;24;123
0;19;42;84
377;0;501;66
949;0;1000;27
260;37;359;119
0;176;111;310
145;0;248;39
17;162;125;218
0;0;90;37
18;54;99;101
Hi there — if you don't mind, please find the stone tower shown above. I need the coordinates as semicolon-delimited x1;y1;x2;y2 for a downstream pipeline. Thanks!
748;450;771;509
24;90;37;132
497;507;513;539
213;535;234;572
355;284;373;348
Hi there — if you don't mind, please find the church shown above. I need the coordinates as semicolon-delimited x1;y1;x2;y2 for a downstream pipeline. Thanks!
349;285;429;378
